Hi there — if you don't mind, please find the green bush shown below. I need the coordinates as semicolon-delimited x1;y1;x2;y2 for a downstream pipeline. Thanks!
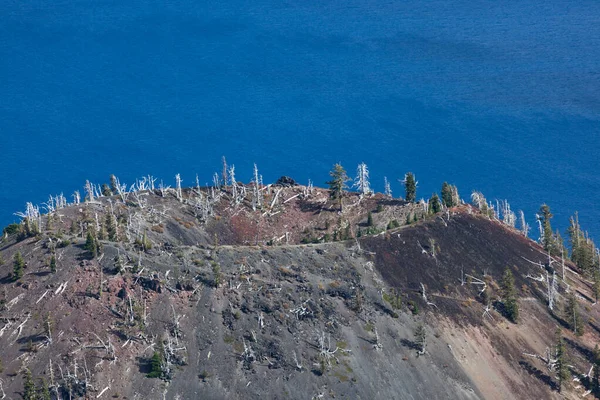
2;223;19;236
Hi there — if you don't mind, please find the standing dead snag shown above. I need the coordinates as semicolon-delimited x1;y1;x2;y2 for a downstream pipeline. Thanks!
251;163;263;211
519;210;530;237
354;162;372;197
317;331;339;371
547;270;558;311
221;156;228;187
384;176;392;197
175;174;183;201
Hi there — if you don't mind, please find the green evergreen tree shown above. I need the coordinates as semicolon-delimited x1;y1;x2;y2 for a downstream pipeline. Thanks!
367;211;373;227
84;231;98;258
501;268;519;322
555;328;570;393
428;193;442;214
142;231;152;251
102;183;112;197
105;213;117;242
593;271;600;304
567;292;584;336
441;182;454;207
404;172;417;203
13;251;24;281
23;368;36;400
212;262;222;288
147;340;165;378
414;323;426;355
49;254;57;273
326;163;350;212
593;344;600;396
148;351;163;378
38;378;51;400
568;212;581;259
567;213;598;274
538;204;555;254
70;219;78;235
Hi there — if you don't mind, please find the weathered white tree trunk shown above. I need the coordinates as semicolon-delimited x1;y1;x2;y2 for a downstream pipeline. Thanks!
354;162;372;196
384;176;392;197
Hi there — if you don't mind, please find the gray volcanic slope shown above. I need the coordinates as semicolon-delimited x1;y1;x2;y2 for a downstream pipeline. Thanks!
0;186;597;399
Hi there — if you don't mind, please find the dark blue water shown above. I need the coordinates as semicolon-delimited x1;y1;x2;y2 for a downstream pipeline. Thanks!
1;0;599;239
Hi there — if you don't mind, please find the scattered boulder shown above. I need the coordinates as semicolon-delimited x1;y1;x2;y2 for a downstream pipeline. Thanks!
274;176;298;187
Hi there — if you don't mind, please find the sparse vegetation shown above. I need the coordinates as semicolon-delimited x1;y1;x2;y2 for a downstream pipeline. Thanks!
1;170;599;400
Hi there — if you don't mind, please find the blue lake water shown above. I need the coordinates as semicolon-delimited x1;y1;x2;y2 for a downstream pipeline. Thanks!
1;0;599;240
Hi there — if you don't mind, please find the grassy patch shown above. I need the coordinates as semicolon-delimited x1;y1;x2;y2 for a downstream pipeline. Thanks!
336;340;348;350
333;371;350;382
223;335;235;344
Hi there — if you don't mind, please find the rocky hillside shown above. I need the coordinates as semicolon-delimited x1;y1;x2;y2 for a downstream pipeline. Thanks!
0;181;599;400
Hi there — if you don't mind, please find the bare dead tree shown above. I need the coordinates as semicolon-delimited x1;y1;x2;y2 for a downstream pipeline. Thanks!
88;332;116;361
11;312;31;341
73;190;81;205
221;156;228;187
175;174;183;201
500;200;516;228
131;190;148;209
547;270;558;311
519;210;530;237
482;304;495;321
353;162;372;197
241;338;256;368
292;351;303;370
451;185;460;206
420;283;437;308
251;163;263;211
317;330;339;367
112;176;129;202
84;180;102;202
535;213;544;244
229;165;238;202
465;274;487;295
384;176;392;197
170;305;183;342
373;327;383;351
194;174;202;197
158;180;170;197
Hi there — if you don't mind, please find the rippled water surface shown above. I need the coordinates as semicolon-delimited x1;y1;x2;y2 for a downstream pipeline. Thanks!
1;0;599;237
